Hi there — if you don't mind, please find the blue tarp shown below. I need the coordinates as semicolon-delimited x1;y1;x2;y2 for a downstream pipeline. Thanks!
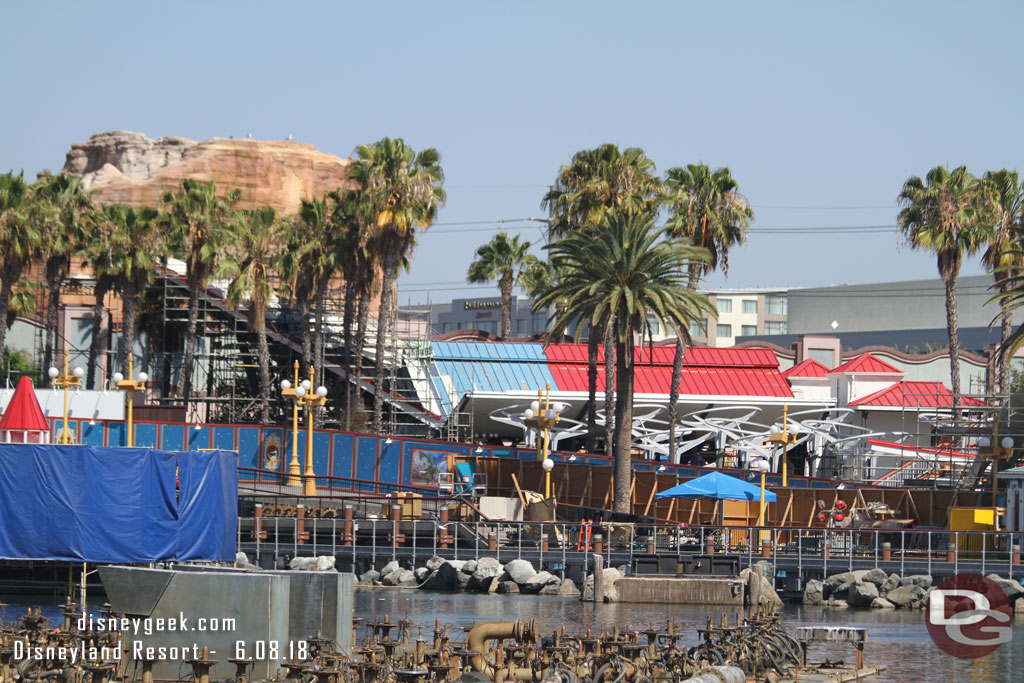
0;445;237;562
654;470;777;502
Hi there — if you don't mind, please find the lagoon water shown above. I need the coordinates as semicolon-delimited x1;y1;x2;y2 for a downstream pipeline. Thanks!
355;589;1024;683
4;589;1022;682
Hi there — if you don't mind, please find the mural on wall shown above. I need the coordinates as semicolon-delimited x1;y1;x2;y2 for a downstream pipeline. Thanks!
262;432;282;471
410;449;454;487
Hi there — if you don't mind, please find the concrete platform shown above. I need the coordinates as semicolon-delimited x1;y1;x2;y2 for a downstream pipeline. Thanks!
614;576;745;604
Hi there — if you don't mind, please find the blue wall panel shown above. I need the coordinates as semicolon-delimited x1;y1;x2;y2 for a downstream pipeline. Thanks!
356;437;377;483
108;422;127;447
162;425;185;451
379;440;401;485
81;422;105;447
332;434;354;481
188;426;211;450
213;427;236;451
313;432;330;487
237;428;260;480
135;423;158;448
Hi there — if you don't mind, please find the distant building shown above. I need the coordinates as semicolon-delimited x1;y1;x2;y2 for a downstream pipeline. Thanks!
410;295;553;338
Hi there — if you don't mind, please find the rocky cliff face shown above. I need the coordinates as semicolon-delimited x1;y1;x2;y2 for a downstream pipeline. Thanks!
62;131;352;214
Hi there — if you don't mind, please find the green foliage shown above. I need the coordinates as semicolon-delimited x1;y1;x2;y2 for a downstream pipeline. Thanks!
466;232;536;285
1;348;36;377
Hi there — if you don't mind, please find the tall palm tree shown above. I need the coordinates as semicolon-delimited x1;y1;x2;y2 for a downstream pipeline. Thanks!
83;216;117;389
0;172;39;356
349;137;445;434
226;206;282;425
537;211;712;512
466;232;537;339
95;204;163;373
980;170;1024;397
298;195;339;386
33;173;95;374
542;144;663;453
162;179;240;403
898;166;990;415
662;163;752;460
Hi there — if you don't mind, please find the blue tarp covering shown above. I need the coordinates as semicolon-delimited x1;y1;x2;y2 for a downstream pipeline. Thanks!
654;471;777;502
0;445;237;562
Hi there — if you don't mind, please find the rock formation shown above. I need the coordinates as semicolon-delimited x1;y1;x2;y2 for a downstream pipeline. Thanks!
62;130;352;214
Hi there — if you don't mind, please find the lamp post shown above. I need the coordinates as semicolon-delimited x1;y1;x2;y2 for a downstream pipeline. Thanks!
979;415;1015;520
522;382;562;500
49;349;84;445
280;361;302;485
112;355;147;447
294;367;327;497
769;404;795;487
752;459;771;527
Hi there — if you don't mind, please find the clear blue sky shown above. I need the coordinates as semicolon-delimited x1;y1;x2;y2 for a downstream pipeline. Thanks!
3;1;1023;306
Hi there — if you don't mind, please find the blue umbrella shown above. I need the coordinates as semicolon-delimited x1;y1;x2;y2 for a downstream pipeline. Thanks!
654;470;776;502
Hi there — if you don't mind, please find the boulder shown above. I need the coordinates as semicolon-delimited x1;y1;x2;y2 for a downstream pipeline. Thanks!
557;579;581;597
539;584;562;596
456;572;472;590
504;559;537;584
741;568;783;609
803;579;824;606
848;581;879;607
870;597;896;609
986;574;1024;603
498;581;520;594
823;570;868;598
425;555;445;571
414;567;430;582
881;573;901;594
899;574;933;589
472;557;504;583
826;599;849;609
582;568;624;602
358;569;380;585
522;571;555;594
313;556;336;572
380;560;400;576
487;576;502;594
462;560;478;575
862;568;888;587
421;562;462;591
753;560;773;579
446;559;467;574
236;552;250;565
887;585;928;609
289;557;316;571
383;569;415;586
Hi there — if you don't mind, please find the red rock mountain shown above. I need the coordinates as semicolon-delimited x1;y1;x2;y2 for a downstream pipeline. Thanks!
62;130;352;214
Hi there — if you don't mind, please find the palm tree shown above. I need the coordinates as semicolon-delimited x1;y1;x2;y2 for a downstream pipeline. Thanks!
980;170;1024;397
97;204;163;374
0;172;39;356
226;206;282;425
348;137;445;434
162;179;240;403
33;173;96;374
298;195;338;386
537;211;712;512
83;216;117;389
898;166;990;415
466;232;537;339
542;144;663;453
662;163;753;460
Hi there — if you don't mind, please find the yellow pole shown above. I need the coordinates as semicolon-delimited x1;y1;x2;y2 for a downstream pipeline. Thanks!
758;469;767;527
287;361;301;485
543;383;552;499
60;350;72;444
127;355;134;447
302;367;317;497
781;404;788;487
993;416;1001;512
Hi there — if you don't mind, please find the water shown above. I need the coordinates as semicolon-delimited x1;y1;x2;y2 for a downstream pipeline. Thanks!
4;590;1022;681
354;589;1024;682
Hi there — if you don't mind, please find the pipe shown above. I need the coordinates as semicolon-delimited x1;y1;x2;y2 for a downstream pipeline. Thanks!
466;619;540;682
679;666;745;683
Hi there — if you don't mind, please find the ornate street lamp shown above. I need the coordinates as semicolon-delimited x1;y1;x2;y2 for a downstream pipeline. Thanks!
280;361;302;485
112;355;147;447
49;349;84;445
979;416;1015;520
769;404;795;487
522;382;563;500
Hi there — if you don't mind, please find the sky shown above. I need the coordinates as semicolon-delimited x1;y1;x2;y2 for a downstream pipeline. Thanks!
3;1;1023;306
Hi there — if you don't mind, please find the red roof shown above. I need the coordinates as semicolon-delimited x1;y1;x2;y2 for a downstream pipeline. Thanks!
783;358;830;379
850;381;985;408
828;353;903;375
0;377;49;431
544;344;792;397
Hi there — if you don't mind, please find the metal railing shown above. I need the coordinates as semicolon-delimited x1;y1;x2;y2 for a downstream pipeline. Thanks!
236;516;1024;581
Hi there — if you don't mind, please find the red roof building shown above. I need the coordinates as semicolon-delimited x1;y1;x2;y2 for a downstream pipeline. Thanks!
828;353;904;375
850;380;986;409
0;377;51;443
782;358;830;378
